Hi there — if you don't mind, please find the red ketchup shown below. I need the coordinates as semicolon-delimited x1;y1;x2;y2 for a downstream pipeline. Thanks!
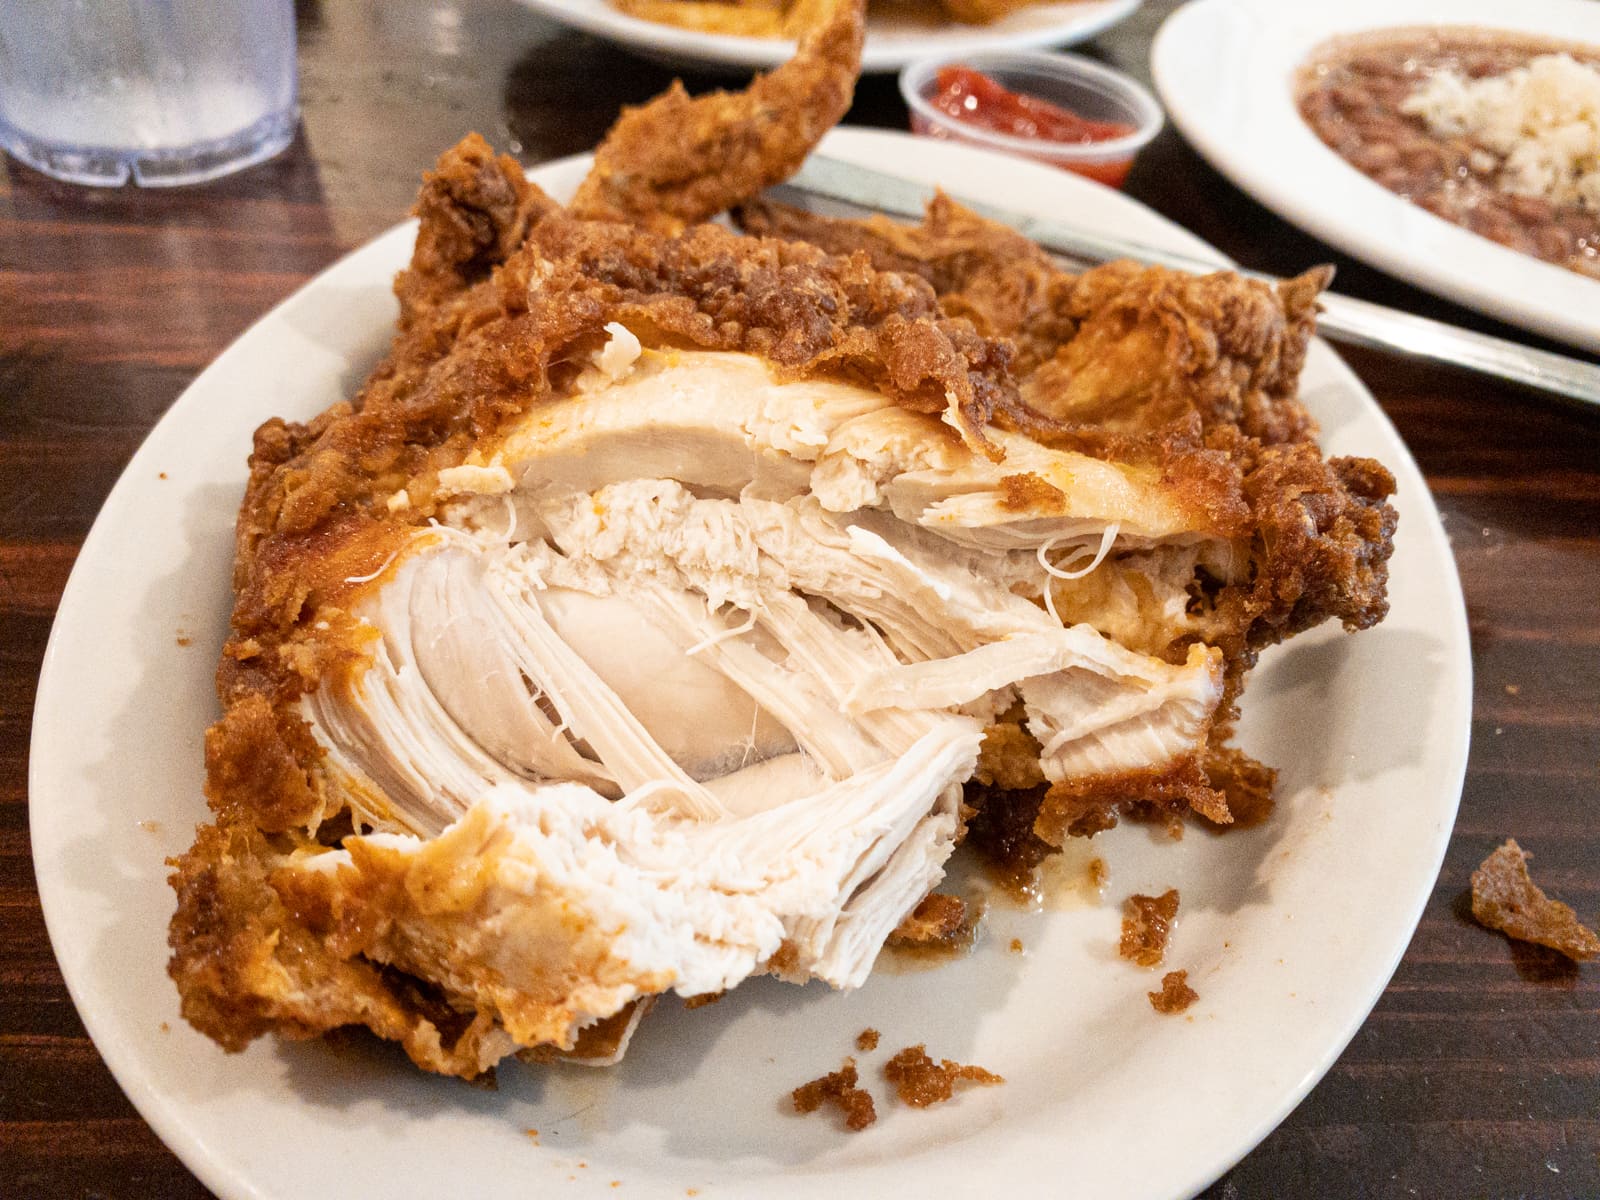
920;65;1138;186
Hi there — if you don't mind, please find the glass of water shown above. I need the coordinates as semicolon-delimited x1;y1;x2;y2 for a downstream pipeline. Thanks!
0;0;297;187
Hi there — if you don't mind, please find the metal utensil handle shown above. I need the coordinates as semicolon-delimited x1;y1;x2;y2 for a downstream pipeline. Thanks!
782;156;1600;410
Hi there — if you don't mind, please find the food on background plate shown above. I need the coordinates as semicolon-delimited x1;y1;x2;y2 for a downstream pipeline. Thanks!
610;0;1054;37
167;0;1398;1085
1297;28;1600;281
1471;839;1600;962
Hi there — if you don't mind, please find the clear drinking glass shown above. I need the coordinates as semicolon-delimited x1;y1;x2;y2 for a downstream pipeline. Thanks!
0;0;298;187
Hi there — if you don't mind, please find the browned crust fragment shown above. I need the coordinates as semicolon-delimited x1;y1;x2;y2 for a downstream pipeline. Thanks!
1471;839;1600;962
519;999;655;1064
1149;970;1198;1014
856;1028;880;1052
792;1057;877;1131
166;823;500;1079
1036;757;1227;845
883;1044;1003;1107
683;992;724;1009
887;893;974;948
1120;889;1180;968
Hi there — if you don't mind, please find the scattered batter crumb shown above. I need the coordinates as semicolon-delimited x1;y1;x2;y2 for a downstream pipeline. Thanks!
1505;684;1520;695
792;1057;877;1131
1471;839;1600;961
1120;889;1180;967
611;1183;621;1189
158;472;168;480
176;634;192;647
159;1021;170;1033
887;892;977;950
1149;970;1198;1014
525;1128;539;1141
856;1028;880;1052
883;1044;1004;1107
138;820;161;833
1008;938;1024;953
684;992;723;1009
1088;857;1109;890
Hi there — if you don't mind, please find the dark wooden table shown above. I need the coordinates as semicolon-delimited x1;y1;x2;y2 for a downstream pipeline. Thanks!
3;2;1597;1196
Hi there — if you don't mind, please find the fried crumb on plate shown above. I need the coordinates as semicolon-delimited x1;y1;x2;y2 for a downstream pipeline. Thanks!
883;1044;1003;1107
887;892;980;952
683;991;724;1009
792;1057;877;1131
1120;888;1180;967
1149;970;1198;1014
1471;839;1599;962
856;1028;880;1052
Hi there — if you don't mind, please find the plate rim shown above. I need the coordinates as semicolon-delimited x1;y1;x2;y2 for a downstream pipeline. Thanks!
1150;0;1600;354
28;125;1472;1200
515;0;1144;72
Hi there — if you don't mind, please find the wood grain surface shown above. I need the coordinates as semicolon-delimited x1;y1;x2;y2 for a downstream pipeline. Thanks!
3;2;1596;1196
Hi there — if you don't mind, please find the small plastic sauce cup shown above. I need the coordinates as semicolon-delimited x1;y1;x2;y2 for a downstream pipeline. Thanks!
899;51;1164;187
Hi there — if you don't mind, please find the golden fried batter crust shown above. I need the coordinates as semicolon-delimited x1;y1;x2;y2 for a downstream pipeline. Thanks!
1148;969;1198;1014
739;192;1078;372
572;0;863;235
883;1044;1003;1106
792;1057;878;1130
1119;889;1180;968
1471;839;1600;962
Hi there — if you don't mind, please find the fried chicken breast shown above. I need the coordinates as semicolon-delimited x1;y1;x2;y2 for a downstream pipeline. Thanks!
168;16;1396;1081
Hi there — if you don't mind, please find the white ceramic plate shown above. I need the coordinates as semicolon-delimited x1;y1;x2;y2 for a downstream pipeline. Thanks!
30;127;1469;1200
518;0;1141;73
1152;0;1600;355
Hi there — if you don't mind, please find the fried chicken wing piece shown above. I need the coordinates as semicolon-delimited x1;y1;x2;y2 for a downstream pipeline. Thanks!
571;0;864;234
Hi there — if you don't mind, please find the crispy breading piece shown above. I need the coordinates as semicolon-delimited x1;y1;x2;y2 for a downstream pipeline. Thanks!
167;823;510;1080
1148;969;1198;1014
1028;262;1328;447
393;132;555;335
571;0;863;234
1120;889;1180;967
1471;839;1600;962
792;1057;877;1130
887;892;976;949
883;1044;1003;1106
738;194;1078;372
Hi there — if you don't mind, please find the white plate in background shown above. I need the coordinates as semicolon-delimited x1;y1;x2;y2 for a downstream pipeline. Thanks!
30;127;1470;1200
1153;0;1600;354
518;0;1142;73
